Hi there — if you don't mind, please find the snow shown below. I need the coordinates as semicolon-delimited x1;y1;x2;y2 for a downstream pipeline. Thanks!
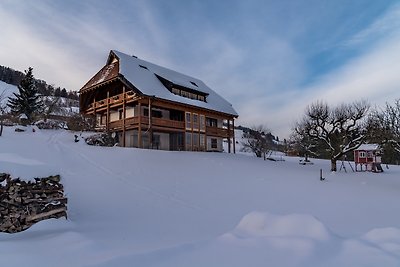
1;126;400;266
113;50;238;117
0;80;18;105
357;144;380;151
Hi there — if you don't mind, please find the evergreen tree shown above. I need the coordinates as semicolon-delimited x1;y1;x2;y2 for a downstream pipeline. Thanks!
7;67;43;122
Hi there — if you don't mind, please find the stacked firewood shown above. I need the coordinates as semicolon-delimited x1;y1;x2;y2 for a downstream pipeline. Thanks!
0;173;67;233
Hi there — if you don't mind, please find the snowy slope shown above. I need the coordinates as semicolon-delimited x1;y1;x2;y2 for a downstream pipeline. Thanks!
0;126;400;266
0;80;18;105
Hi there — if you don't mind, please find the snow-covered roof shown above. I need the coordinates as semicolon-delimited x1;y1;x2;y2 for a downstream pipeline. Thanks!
356;144;380;151
112;50;238;117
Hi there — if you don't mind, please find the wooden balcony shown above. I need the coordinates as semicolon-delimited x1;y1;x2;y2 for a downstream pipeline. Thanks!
206;126;233;138
85;92;139;113
107;116;185;131
151;117;185;129
107;117;230;137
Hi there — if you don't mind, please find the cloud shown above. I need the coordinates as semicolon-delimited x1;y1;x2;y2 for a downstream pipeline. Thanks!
267;30;400;137
1;1;399;140
0;1;170;90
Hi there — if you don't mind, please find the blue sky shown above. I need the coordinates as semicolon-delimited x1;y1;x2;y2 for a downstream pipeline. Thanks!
1;0;399;137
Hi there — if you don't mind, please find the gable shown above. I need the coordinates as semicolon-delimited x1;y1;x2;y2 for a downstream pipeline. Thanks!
81;61;119;91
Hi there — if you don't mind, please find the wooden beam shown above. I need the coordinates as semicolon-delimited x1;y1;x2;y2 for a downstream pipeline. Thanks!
106;91;110;132
122;86;126;147
232;118;236;154
138;102;142;148
227;119;231;153
149;96;153;149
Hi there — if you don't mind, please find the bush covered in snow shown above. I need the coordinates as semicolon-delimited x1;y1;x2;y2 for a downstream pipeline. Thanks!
35;119;67;130
84;132;117;147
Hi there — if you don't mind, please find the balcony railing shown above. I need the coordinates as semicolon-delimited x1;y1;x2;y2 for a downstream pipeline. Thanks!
107;116;185;130
206;126;233;138
107;117;230;137
87;92;138;111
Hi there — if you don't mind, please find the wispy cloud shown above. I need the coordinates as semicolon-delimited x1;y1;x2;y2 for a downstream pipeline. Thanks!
263;4;400;137
0;0;399;138
0;1;170;90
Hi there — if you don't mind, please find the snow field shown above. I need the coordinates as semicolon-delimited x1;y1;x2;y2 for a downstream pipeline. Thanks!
0;126;400;266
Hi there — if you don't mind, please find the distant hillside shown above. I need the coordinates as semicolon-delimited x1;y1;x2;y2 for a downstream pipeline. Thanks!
0;65;78;100
0;80;79;119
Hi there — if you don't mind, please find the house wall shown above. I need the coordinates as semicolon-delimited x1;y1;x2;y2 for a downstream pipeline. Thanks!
124;130;138;147
126;107;135;118
110;110;119;122
153;132;169;150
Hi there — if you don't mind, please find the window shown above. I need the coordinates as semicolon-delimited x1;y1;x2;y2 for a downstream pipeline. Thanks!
359;151;366;158
193;133;199;150
143;108;163;118
186;132;192;151
169;85;206;102
211;138;218;149
185;112;192;130
193;113;199;130
206;117;218;127
172;88;180;95
139;65;148;70
190;81;198;87
200;115;205;132
152;134;160;149
200;134;205;150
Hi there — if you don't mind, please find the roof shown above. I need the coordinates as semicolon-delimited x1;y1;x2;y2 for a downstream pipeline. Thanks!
356;144;380;151
111;50;238;117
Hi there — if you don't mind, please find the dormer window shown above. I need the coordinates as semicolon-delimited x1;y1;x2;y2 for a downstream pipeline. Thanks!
155;74;208;102
139;65;148;70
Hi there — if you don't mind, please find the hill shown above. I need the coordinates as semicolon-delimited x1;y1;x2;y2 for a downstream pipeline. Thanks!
0;126;400;266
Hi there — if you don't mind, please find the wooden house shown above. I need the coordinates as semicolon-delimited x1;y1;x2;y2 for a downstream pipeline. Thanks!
354;144;383;172
79;50;238;152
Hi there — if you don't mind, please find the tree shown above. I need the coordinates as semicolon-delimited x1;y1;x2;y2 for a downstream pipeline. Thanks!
367;99;400;154
0;90;7;136
290;126;317;162
7;67;44;123
241;125;272;160
295;100;370;171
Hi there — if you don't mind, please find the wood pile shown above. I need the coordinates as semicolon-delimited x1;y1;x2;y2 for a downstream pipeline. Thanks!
0;173;67;233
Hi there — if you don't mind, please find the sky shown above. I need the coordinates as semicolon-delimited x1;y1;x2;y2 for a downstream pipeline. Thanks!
1;0;400;138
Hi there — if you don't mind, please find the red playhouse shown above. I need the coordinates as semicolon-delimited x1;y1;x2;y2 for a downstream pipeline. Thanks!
354;144;383;172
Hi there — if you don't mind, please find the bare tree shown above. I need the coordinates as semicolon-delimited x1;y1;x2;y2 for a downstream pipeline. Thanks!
290;126;318;162
367;99;400;153
295;100;370;171
241;125;272;160
42;96;61;121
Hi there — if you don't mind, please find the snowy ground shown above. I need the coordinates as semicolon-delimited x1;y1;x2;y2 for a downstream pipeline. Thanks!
1;126;400;266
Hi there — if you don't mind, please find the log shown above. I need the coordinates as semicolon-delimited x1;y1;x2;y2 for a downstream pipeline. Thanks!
26;207;67;222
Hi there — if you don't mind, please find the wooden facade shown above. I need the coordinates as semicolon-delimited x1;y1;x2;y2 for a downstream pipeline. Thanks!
79;50;238;153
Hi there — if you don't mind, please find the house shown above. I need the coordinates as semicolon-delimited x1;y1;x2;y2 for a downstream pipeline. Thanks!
79;50;238;152
354;144;383;172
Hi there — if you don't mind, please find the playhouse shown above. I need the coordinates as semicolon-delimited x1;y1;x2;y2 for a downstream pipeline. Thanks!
354;144;383;172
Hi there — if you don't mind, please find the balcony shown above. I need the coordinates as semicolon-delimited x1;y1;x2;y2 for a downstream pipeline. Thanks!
107;116;185;130
85;92;139;112
206;126;233;138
